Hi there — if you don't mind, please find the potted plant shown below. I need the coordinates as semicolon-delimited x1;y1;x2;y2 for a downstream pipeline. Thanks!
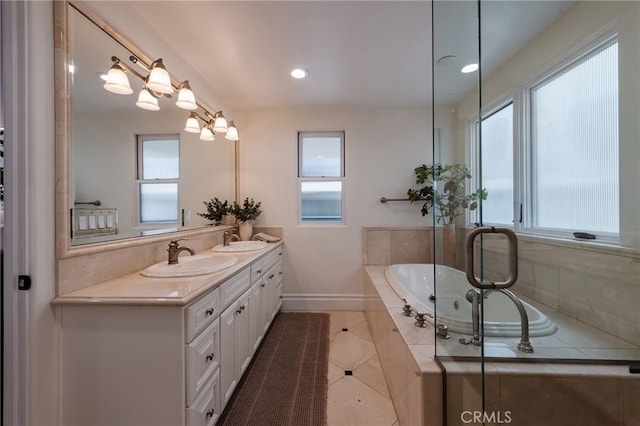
231;197;262;240
198;197;230;225
407;163;487;225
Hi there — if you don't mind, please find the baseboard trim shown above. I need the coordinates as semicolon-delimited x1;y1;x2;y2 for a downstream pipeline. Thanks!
281;293;364;311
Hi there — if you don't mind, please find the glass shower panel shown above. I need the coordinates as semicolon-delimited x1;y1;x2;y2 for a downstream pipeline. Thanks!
432;1;488;424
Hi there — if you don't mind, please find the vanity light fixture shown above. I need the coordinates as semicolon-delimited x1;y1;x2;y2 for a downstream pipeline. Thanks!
103;62;133;95
225;121;240;141
461;63;479;73
136;87;160;111
103;55;240;140
199;124;215;142
146;59;174;94
175;81;197;110
212;111;228;134
184;112;201;133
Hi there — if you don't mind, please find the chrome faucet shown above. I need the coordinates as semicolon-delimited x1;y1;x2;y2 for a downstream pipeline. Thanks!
465;289;483;346
498;289;533;353
465;288;533;353
167;239;195;264
223;230;241;246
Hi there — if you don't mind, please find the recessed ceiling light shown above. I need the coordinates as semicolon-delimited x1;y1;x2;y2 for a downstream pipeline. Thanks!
290;68;308;79
461;63;478;73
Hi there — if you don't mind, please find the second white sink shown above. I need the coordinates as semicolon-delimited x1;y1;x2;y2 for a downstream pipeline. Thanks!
211;240;268;252
141;254;238;278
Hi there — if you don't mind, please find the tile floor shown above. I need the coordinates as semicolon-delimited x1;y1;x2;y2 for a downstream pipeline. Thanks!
325;311;399;426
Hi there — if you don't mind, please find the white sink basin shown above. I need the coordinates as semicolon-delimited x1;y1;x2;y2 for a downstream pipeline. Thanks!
141;254;238;278
211;240;268;252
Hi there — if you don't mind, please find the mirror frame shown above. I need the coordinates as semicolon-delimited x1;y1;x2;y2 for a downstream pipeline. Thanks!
54;0;238;259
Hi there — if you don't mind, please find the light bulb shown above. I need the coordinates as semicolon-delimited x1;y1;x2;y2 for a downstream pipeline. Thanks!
184;115;200;133
146;59;174;94
175;81;197;110
103;64;133;95
213;113;228;133
136;88;160;111
225;121;240;141
199;126;215;141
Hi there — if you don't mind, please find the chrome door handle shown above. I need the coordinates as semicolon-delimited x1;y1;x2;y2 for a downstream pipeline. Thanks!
465;226;518;289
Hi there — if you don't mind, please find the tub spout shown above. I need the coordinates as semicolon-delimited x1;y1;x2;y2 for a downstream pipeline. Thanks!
465;289;482;346
496;289;534;353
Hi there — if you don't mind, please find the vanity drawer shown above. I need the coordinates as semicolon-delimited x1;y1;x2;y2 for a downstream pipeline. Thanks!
187;368;220;426
262;248;282;272
220;268;251;310
185;288;220;344
186;318;220;406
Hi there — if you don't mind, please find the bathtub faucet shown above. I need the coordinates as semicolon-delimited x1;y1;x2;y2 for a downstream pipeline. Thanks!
466;288;534;353
465;289;483;346
496;289;534;353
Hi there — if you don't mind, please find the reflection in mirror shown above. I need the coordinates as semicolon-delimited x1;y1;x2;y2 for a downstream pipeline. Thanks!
67;3;236;246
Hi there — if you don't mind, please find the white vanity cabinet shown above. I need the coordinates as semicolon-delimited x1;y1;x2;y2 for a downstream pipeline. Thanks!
58;244;283;426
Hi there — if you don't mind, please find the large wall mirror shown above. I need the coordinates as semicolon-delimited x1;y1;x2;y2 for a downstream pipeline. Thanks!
56;1;237;252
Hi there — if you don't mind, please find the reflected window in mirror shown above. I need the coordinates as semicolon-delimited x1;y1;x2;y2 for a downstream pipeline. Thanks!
471;33;619;243
137;134;180;225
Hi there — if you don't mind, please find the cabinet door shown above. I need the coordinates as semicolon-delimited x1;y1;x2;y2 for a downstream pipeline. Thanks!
186;368;220;426
220;301;237;409
186;318;220;406
235;289;252;376
249;282;264;354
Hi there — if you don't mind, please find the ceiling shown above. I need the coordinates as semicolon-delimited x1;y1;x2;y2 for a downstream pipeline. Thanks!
76;1;576;112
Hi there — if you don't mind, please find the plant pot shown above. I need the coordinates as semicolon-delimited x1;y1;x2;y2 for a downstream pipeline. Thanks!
238;221;253;241
443;223;457;267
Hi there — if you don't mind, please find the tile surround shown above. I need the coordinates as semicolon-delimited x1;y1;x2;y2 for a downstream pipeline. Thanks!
364;264;640;426
364;226;640;348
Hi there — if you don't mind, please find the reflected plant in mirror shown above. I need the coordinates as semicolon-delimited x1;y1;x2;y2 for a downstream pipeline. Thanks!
198;198;231;225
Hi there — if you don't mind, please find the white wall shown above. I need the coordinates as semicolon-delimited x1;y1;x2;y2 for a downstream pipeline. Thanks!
2;1;57;425
237;107;432;309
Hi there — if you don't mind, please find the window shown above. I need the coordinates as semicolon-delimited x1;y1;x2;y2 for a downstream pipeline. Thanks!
137;134;179;224
298;131;345;223
472;35;619;240
480;102;514;225
530;39;618;236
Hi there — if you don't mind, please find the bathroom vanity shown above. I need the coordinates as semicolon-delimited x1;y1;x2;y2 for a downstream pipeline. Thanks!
53;242;283;426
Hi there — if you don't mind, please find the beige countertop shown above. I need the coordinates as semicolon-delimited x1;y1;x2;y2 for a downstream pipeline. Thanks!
51;242;283;306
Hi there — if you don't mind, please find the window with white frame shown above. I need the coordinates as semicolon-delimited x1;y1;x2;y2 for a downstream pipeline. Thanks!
137;134;180;225
472;35;619;240
479;102;514;225
298;131;345;224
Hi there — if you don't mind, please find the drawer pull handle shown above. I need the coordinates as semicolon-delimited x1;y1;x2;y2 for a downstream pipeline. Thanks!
206;409;215;418
257;269;262;274
206;352;214;362
236;305;246;314
268;274;275;279
206;308;215;316
260;283;266;288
